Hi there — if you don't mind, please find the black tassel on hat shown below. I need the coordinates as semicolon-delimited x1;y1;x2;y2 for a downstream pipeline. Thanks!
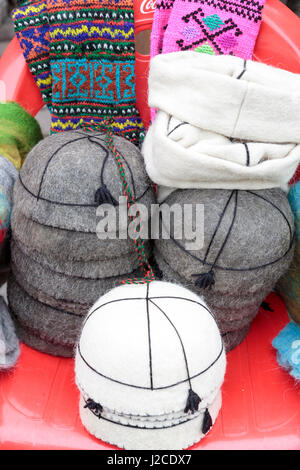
190;191;238;292
95;185;118;207
184;389;202;414
261;301;274;312
202;408;213;435
84;398;103;418
192;270;215;290
92;137;120;207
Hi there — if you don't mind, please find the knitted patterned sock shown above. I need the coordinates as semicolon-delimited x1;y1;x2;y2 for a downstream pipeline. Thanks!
0;102;43;171
150;0;176;58
157;0;266;59
12;0;52;107
47;0;145;144
13;0;145;145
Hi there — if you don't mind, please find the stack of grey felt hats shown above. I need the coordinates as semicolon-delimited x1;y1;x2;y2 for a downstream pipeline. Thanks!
154;188;295;352
8;129;155;357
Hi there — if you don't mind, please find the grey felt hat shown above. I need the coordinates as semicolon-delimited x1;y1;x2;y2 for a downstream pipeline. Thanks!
8;275;82;356
154;252;254;352
154;188;295;351
13;130;155;233
8;129;155;356
10;240;144;311
11;231;151;280
12;317;74;357
8;261;146;357
11;197;152;268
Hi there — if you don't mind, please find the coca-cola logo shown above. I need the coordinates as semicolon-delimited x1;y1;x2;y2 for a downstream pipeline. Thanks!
140;0;156;14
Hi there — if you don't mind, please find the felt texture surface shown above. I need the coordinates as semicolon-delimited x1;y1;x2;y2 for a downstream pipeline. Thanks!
11;235;151;280
154;250;257;334
0;156;18;287
221;325;250;352
0;156;18;201
154;188;295;347
14;130;154;233
276;183;300;324
10;241;143;306
0;156;18;241
11;210;148;264
7;275;82;354
75;281;226;416
10;260;92;316
272;322;300;381
79;386;220;427
143;112;300;195
0;295;20;369
0;102;43;171
78;390;222;450
143;53;300;194
147;53;300;144
10;313;74;357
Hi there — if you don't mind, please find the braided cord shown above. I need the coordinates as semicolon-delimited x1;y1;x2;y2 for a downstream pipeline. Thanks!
81;120;155;284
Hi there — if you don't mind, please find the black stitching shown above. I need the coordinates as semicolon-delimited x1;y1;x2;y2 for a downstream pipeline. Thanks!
167;122;188;137
236;59;247;79
243;143;250;166
78;293;224;390
149;298;193;389
84;397;202;430
146;283;154;390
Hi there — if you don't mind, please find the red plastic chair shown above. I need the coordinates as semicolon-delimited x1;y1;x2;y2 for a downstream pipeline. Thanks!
0;0;300;451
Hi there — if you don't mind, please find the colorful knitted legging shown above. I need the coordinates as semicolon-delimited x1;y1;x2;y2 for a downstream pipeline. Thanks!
13;0;145;145
151;0;266;59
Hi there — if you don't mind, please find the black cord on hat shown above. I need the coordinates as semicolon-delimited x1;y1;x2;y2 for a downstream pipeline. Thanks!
191;190;238;290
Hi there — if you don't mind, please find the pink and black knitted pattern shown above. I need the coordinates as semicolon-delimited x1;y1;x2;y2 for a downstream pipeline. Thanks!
151;0;266;60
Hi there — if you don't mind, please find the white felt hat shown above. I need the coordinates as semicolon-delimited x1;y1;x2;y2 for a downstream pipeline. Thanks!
75;281;226;450
143;52;300;194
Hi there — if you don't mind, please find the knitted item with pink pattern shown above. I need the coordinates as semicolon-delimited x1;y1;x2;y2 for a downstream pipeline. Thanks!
150;0;175;57
151;0;266;60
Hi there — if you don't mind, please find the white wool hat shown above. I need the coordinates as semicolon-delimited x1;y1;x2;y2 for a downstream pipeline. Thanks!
75;281;226;450
142;52;300;195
